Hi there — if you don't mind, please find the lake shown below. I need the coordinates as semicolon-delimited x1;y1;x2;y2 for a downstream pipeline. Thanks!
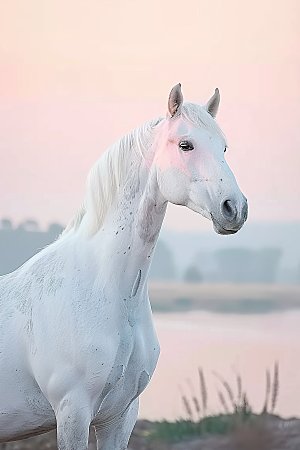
139;310;300;420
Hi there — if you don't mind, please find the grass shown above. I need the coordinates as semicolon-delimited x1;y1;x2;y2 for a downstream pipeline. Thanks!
149;362;280;443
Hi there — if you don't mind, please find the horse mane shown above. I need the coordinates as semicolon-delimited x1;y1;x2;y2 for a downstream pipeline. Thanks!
62;102;226;238
62;117;162;237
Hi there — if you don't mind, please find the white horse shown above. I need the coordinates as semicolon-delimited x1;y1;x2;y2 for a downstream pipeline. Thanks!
0;84;247;449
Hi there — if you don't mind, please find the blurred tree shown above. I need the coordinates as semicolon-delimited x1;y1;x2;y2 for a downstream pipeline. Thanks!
255;248;282;283
215;248;255;282
0;219;64;275
17;219;39;231
150;240;176;280
214;247;282;283
183;265;202;283
0;218;13;230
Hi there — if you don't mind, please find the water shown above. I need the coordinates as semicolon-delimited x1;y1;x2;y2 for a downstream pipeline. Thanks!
139;311;300;420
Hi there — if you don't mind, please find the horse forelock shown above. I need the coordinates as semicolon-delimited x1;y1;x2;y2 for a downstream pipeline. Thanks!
181;102;227;146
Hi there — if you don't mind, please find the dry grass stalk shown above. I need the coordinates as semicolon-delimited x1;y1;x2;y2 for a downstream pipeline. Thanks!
179;385;194;421
198;367;208;416
217;390;230;414
192;396;201;419
235;372;242;405
213;372;236;411
271;361;279;413
241;392;251;414
182;394;193;420
262;368;271;413
186;378;201;419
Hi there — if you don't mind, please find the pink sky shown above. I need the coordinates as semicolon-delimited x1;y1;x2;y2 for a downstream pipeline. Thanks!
0;0;299;231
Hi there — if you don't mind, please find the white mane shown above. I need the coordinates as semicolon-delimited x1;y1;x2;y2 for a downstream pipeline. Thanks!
63;102;225;238
63;117;162;237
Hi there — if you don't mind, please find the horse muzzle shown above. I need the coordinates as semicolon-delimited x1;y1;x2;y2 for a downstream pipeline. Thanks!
211;196;248;235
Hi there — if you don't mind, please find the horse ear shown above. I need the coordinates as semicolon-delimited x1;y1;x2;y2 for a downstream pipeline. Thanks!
206;88;220;118
168;83;183;118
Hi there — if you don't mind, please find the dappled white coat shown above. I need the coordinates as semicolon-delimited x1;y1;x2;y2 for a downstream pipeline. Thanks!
0;85;247;450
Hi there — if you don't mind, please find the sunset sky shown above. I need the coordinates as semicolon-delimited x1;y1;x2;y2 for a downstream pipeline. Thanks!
0;0;299;231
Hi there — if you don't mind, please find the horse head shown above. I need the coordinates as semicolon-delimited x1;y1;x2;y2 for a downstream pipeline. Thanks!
153;84;248;235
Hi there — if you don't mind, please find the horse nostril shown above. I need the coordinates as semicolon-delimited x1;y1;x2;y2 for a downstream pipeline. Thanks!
221;199;237;221
241;202;248;221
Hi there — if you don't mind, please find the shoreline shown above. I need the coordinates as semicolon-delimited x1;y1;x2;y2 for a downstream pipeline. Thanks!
149;283;300;314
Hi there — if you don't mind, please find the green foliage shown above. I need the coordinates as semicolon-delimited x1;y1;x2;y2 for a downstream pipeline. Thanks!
149;414;256;443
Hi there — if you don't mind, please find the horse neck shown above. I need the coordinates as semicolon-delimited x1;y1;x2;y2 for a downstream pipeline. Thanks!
86;159;167;286
68;148;167;298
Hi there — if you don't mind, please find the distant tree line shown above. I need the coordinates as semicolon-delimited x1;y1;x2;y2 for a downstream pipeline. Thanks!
181;249;283;284
0;219;63;275
0;218;291;284
213;248;282;283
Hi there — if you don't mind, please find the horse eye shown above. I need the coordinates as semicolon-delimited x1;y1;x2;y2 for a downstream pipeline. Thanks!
179;140;194;151
224;147;227;153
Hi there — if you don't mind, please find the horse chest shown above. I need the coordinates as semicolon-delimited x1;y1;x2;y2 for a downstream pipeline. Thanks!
92;313;160;421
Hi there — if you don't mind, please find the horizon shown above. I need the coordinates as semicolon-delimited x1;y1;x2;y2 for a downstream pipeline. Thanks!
1;215;299;284
1;215;300;233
